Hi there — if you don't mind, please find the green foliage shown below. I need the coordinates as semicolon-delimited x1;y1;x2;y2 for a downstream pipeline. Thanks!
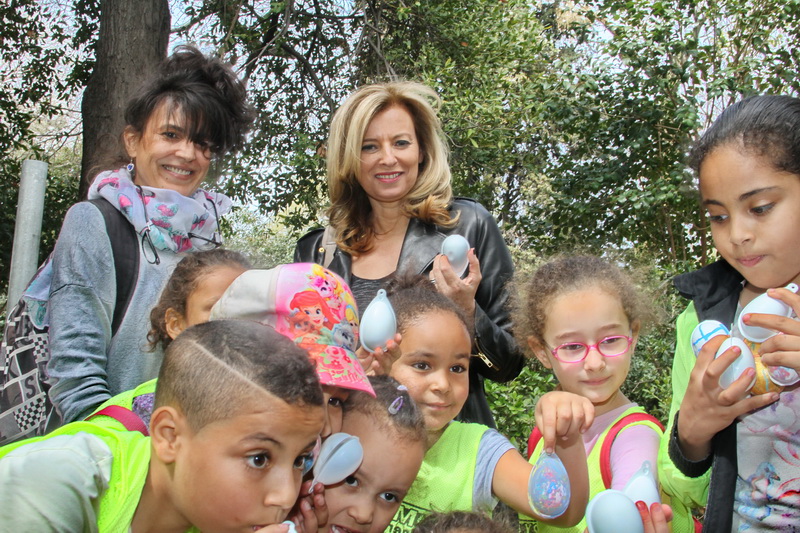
536;0;800;269
219;207;298;269
175;0;362;223
3;0;798;474
487;362;555;451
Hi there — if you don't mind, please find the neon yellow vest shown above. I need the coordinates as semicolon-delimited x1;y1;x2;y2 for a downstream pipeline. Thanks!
519;406;695;533
0;421;151;532
87;378;158;431
387;421;488;533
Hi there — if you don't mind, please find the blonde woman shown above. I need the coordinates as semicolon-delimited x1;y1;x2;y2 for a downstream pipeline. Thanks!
294;82;523;426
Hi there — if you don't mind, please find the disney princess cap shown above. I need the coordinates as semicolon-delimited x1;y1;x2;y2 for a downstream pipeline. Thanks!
210;263;374;396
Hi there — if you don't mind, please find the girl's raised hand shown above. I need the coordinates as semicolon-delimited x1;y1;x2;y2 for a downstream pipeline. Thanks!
745;287;800;373
430;248;481;316
285;481;328;533
534;390;594;454
678;334;779;461
355;334;402;376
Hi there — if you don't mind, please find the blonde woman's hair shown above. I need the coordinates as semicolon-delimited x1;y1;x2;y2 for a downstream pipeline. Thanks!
326;82;457;255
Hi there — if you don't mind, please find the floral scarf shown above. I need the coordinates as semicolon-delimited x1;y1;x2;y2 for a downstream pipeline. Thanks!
87;168;232;254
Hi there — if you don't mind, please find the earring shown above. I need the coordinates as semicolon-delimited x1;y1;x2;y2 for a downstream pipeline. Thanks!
126;159;135;173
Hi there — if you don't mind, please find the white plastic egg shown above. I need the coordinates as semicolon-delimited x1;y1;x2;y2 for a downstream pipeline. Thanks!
586;489;644;533
440;234;470;277
738;283;799;343
767;364;800;387
715;337;756;389
359;289;397;352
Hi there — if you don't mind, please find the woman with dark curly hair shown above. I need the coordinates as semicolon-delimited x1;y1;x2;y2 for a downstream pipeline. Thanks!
46;45;255;425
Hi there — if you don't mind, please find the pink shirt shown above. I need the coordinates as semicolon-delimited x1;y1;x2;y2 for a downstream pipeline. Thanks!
583;402;662;490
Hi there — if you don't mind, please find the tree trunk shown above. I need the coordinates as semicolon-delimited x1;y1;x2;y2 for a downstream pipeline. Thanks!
79;0;170;199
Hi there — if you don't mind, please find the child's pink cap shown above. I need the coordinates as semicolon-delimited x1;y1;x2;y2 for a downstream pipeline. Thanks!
210;263;374;397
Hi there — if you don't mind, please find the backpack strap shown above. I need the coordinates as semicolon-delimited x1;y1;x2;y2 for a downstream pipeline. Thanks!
599;412;664;488
527;426;542;459
321;225;337;269
87;198;139;335
87;405;149;436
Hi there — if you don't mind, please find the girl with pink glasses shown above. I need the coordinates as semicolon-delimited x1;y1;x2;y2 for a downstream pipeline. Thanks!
513;255;693;533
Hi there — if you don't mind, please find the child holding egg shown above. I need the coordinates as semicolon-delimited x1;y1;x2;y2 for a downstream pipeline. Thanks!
382;275;591;532
513;255;692;533
658;95;800;530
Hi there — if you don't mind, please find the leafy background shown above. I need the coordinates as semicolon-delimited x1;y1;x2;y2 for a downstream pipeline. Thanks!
2;0;799;462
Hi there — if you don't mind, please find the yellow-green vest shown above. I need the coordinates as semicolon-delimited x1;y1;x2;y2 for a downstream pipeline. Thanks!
387;421;488;533
520;406;696;533
0;420;151;532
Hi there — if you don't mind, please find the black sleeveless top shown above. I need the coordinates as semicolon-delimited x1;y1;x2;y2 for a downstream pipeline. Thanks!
349;273;393;317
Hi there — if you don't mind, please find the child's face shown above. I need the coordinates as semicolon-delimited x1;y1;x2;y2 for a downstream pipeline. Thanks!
170;392;324;532
390;311;471;436
532;286;636;416
700;144;800;293
322;385;349;437
167;266;246;339
320;411;424;533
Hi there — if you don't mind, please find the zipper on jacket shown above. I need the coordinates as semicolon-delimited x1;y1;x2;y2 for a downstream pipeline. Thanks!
475;349;499;371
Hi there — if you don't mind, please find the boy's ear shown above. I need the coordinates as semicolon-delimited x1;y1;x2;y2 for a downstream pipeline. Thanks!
527;336;553;369
165;308;187;341
150;406;186;464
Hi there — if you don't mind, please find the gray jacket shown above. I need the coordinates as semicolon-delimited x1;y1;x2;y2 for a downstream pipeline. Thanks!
47;201;182;423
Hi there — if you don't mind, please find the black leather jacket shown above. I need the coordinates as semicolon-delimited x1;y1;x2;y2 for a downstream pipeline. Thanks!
670;259;743;532
294;197;525;426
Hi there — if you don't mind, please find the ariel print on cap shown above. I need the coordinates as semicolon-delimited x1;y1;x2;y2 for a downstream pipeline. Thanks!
274;263;373;396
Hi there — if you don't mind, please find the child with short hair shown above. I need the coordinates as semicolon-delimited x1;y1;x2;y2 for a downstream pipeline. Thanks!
513;255;691;533
383;276;591;532
0;320;324;532
658;95;800;530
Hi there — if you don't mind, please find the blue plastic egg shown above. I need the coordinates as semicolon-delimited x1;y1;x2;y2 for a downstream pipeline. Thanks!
715;337;756;389
312;432;364;486
440;234;470;277
360;289;397;352
586;489;644;533
528;452;570;519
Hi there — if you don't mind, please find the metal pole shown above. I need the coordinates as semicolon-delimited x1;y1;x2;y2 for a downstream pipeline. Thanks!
7;159;48;315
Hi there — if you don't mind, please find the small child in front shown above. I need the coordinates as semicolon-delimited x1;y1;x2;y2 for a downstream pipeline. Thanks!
0;320;324;533
146;247;251;350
